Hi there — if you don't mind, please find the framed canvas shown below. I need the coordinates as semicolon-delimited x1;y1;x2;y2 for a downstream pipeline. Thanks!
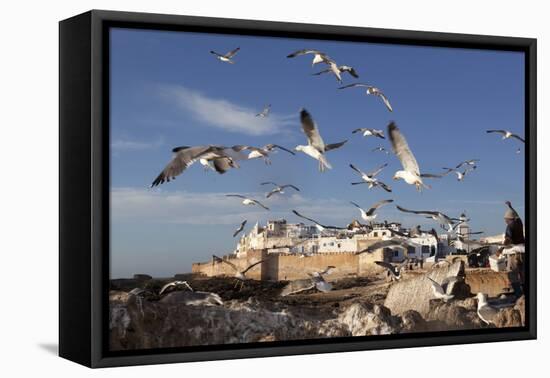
59;10;537;368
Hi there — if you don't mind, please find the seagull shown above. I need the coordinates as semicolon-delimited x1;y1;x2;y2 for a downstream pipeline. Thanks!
151;145;241;187
256;104;271;118
233;220;247;237
234;144;295;165
454;159;480;169
338;83;393;112
352;128;385;139
396;205;459;232
226;194;270;210
476;292;499;325
349;163;391;192
486;130;525;143
260;182;300;198
312;64;359;83
388;122;430;191
350;199;393;223
374;260;409;281
357;238;418;254
295;109;347;172
292;209;346;233
442;164;476;181
280;266;335;296
371;146;389;154
286;49;334;66
159;280;194;295
212;254;268;290
210;47;240;64
427;277;455;302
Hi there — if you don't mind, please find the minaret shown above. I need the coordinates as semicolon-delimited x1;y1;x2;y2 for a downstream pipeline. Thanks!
457;212;470;240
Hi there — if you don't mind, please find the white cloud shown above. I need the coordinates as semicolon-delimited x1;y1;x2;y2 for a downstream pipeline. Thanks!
111;188;359;226
111;137;163;152
160;85;295;136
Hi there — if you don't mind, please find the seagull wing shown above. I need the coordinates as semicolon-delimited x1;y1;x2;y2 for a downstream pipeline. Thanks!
260;182;278;186
151;145;213;187
427;277;445;295
349;163;367;176
266;189;279;198
396;205;439;217
267;144;296;155
209;50;224;58
478;305;499;324
352;128;367;134
374;261;398;278
286;49;322;58
359;239;409;254
312;68;331;76
346;67;360;78
281;184;300;192
212;157;237;174
212;255;239;272
224;47;240;58
366;199;393;215
252;199;270;210
325;140;348;151
280;279;316;296
378;92;393;112
338;83;370;90
375;180;393;192
292;209;322;226
226;194;247;199
233;220;247;237
368;163;388;177
486;130;507;135
510;134;525;143
242;258;269;274
388;122;420;176
300;109;325;151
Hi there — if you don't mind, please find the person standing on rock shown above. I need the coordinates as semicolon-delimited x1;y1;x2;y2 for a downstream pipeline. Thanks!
498;201;525;297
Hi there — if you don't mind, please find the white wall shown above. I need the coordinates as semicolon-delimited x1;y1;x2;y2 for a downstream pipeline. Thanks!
0;1;546;377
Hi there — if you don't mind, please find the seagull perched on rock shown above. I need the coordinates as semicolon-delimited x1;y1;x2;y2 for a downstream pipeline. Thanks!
312;64;359;83
261;182;300;198
338;83;393;112
212;255;268;290
292;209;346;233
256;104;271;118
295;108;347;172
226;194;270;210
375;260;409;281
210;47;240;64
350;199;393;223
349;163;392;192
287;49;334;66
233;220;247;237
388;122;431;191
280;266;335;296
352;128;385;139
234;144;295;165
396;205;459;232
427;277;455;302
151;145;242;187
476;292;499;325
486;130;525;143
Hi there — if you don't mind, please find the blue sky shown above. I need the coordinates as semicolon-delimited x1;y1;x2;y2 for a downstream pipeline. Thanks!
109;27;525;278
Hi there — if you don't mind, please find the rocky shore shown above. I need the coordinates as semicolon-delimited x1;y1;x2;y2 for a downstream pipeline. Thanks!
109;262;525;351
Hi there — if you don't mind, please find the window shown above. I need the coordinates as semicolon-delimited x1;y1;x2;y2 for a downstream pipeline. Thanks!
373;232;378;237
394;250;399;257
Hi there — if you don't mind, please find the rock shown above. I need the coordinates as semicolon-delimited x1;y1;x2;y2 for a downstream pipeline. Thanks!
426;299;482;330
494;307;523;328
514;295;526;326
384;260;465;316
400;310;428;333
338;303;399;336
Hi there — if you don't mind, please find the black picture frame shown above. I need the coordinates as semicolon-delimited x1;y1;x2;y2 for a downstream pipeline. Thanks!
59;9;537;368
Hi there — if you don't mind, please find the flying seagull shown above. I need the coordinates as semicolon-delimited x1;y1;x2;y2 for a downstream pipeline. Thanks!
396;205;458;232
286;49;334;66
233;220;247;238
350;199;393;222
486;130;525;143
372;146;389;154
388;122;431;191
256;104;271;118
151;145;241;187
212;254;268;290
159;280;194;296
352;128;385;139
374;260;409;281
338;83;393;112
357;238;418;254
454;159;480;169
234;144;295;165
349;163;392;192
476;292;499;325
226;194;270;210
427;277;455;302
210;47;240;64
292;209;345;233
295;108;347;172
312;64;359;83
261;182;300;198
280;266;335;296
